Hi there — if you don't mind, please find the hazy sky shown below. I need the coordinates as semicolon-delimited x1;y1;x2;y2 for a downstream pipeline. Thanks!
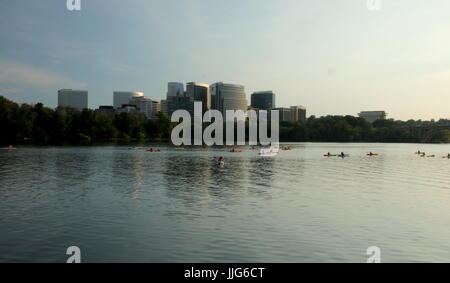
0;0;449;120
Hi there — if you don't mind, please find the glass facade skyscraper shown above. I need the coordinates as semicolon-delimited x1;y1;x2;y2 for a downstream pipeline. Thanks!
210;83;248;117
186;82;210;115
167;82;185;98
251;91;276;110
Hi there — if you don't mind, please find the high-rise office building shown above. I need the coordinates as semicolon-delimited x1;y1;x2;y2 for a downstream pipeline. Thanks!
114;91;144;109
210;83;248;118
291;106;307;122
160;99;169;116
251;91;276;110
273;107;293;122
167;95;193;117
273;106;307;122
186;82;210;115
166;82;194;117
57;89;88;110
151;100;161;120
167;82;185;98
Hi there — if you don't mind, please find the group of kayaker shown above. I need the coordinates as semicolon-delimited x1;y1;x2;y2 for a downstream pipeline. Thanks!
324;151;450;158
324;152;382;158
324;152;351;158
416;150;450;158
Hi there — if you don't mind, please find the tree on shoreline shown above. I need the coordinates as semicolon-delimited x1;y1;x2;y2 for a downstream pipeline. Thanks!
0;96;449;144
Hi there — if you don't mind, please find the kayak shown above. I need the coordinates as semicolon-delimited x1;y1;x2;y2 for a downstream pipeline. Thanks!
338;155;350;158
146;149;161;152
230;150;242;153
324;154;337;157
259;146;279;157
367;154;379;156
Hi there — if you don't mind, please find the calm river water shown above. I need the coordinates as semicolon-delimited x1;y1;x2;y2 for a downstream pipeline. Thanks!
1;143;450;262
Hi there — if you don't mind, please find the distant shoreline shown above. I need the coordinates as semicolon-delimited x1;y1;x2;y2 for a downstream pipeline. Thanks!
2;96;450;145
2;140;449;147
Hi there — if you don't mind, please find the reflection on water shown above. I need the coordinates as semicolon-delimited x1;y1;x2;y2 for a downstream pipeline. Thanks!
0;143;450;262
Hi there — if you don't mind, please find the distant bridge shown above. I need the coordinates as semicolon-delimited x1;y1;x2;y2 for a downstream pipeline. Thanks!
401;125;450;143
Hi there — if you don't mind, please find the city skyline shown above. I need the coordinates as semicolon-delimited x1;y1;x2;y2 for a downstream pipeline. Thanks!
1;0;450;120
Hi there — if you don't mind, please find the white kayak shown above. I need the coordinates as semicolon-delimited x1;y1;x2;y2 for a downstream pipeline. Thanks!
259;146;279;157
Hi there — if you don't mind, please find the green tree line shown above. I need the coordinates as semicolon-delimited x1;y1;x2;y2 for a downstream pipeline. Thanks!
0;96;172;144
279;115;450;143
1;96;449;144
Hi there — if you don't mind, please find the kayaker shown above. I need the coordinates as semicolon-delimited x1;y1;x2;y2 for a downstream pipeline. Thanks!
447;154;450;158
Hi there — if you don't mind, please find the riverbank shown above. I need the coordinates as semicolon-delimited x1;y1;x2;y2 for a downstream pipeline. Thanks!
2;96;450;145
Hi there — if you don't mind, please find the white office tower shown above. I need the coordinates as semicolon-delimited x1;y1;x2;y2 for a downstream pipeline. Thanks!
114;91;144;109
58;89;88;110
167;82;185;98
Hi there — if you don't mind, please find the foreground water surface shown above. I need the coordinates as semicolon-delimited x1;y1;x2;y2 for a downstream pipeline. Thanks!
1;143;450;263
